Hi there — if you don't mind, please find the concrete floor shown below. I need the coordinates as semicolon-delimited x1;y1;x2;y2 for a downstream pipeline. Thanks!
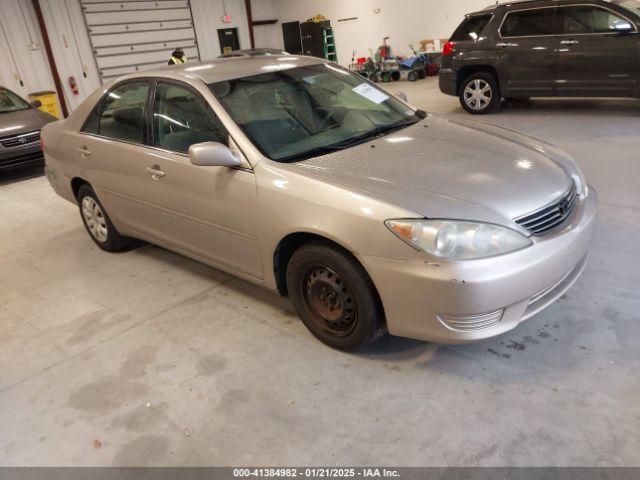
1;78;639;466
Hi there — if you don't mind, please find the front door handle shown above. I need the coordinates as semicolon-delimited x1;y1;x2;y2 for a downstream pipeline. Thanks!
496;42;518;48
145;165;165;180
77;146;91;157
560;40;579;45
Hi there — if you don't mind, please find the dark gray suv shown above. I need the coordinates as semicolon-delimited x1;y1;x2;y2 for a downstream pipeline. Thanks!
439;0;640;114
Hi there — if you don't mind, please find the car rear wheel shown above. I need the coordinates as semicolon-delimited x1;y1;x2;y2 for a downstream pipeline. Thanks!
459;73;500;114
77;184;132;252
286;242;386;351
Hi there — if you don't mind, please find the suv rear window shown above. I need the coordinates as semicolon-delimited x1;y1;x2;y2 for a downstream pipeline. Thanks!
450;14;493;41
501;7;557;36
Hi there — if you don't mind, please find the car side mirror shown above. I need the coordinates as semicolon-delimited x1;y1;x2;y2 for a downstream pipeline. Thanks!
31;100;42;108
395;91;408;102
610;20;634;33
189;142;243;168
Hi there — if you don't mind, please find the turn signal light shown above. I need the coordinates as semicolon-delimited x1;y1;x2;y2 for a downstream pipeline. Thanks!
442;41;456;56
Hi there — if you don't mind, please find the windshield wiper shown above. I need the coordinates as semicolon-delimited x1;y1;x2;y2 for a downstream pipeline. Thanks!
281;118;421;163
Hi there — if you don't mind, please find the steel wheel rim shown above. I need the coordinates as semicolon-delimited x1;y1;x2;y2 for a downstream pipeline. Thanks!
302;266;358;338
464;79;492;110
81;197;108;243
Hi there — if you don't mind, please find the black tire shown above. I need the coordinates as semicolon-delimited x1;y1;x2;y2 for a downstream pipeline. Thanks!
391;71;401;81
380;71;390;82
408;71;418;82
370;72;379;83
77;184;132;252
418;70;426;79
459;72;501;115
286;242;386;351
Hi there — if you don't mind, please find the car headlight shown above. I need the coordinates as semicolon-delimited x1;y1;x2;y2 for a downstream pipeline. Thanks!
385;219;532;261
570;166;588;198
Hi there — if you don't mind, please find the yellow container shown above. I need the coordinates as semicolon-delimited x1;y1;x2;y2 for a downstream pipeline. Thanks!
28;90;61;119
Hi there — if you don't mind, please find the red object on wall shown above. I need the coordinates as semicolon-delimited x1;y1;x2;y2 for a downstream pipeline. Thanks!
68;76;79;95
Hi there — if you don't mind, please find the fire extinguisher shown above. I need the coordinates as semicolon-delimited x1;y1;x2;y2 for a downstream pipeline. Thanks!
68;76;79;95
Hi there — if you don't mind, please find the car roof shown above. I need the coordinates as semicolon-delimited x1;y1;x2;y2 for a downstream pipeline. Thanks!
482;0;616;12
115;55;326;85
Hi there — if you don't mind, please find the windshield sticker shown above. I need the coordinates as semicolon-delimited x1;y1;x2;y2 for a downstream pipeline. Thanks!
352;83;389;105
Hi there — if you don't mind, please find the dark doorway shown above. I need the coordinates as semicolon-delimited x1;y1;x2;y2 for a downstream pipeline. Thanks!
217;28;240;55
282;21;302;54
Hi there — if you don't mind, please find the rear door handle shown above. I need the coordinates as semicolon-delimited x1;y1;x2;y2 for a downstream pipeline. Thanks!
77;146;91;157
496;42;518;48
145;165;165;180
560;40;579;45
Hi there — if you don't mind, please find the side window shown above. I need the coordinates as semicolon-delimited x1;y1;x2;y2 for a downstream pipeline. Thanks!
450;14;493;41
83;107;100;135
153;82;229;154
501;8;557;37
93;82;149;143
560;6;630;34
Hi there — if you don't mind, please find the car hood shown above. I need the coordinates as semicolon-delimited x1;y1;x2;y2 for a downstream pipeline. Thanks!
0;109;56;137
291;116;574;227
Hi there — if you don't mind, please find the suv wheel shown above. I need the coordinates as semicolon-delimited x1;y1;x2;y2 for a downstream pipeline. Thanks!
77;184;132;252
459;73;500;114
286;242;386;351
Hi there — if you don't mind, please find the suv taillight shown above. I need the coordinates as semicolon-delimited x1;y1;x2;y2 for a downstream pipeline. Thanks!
442;41;456;56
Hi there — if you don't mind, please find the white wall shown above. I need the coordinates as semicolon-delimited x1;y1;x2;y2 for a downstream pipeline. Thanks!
251;0;282;49
251;0;493;65
40;0;102;111
191;0;252;60
0;0;55;98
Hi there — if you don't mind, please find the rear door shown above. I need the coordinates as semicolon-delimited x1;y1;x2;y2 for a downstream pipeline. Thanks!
75;80;167;237
555;4;639;96
498;6;559;96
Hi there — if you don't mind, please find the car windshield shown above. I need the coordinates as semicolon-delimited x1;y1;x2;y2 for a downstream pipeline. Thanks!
0;88;31;114
209;64;424;162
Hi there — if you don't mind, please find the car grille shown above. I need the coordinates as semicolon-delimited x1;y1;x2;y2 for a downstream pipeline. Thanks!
514;182;577;236
0;150;44;170
437;309;504;333
0;130;40;148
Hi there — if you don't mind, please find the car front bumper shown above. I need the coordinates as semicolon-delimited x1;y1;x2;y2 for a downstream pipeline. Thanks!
0;143;44;171
358;187;598;344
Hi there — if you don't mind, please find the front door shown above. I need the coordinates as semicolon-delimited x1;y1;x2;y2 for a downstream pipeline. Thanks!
218;28;240;55
140;80;262;279
555;5;639;96
498;6;559;97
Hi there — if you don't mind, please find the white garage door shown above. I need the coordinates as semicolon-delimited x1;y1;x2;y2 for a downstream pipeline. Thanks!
81;0;200;82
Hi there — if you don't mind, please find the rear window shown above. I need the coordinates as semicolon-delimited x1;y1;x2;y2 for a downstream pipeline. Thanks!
450;14;493;41
501;8;557;36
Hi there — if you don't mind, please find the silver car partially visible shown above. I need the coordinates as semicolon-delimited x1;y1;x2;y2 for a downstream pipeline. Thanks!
42;56;597;350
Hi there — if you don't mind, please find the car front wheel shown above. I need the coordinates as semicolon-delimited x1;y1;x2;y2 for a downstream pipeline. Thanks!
459;73;500;114
286;242;386;351
77;184;132;252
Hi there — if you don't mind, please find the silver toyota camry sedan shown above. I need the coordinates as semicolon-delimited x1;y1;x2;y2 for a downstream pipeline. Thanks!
42;56;597;350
